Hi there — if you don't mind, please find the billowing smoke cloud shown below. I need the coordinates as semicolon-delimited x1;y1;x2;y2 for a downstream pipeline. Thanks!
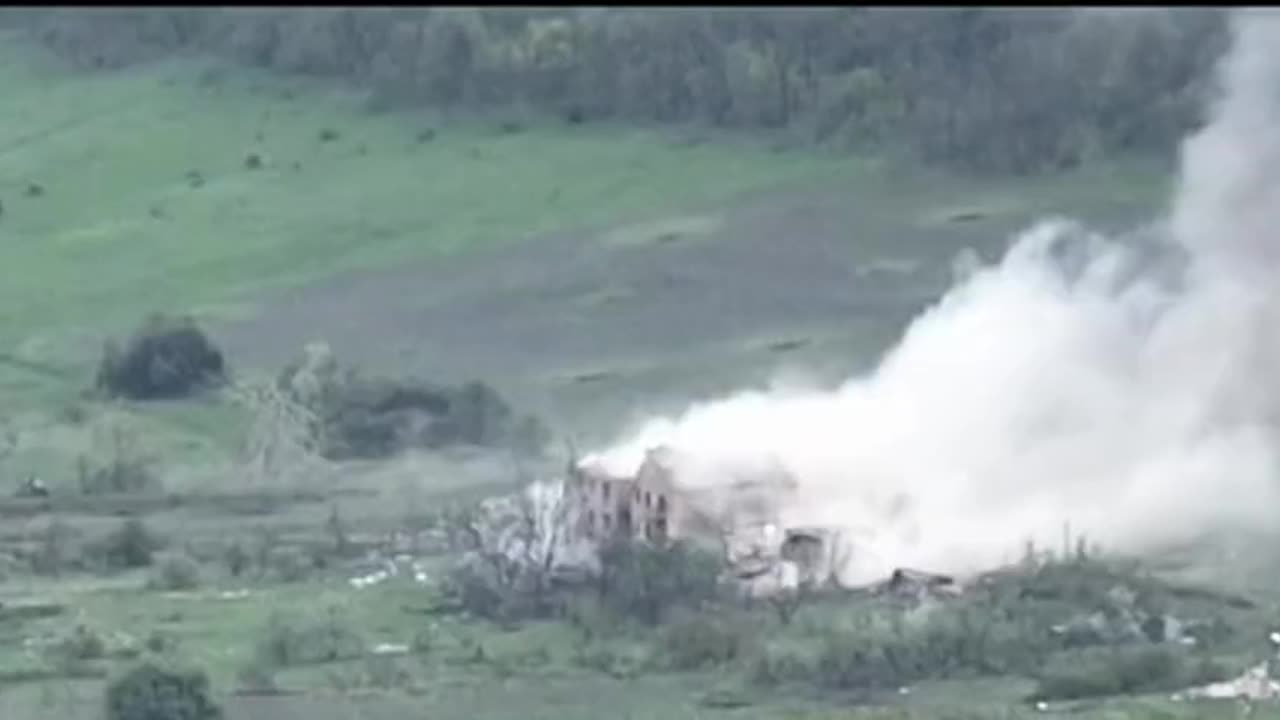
587;10;1280;586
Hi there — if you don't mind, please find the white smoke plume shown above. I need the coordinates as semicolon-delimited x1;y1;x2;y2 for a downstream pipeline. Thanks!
587;10;1280;586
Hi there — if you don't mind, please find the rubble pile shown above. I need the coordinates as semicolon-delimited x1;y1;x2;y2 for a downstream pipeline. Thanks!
1174;661;1280;702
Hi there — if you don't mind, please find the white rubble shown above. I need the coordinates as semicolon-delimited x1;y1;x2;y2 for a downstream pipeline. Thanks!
1173;661;1280;702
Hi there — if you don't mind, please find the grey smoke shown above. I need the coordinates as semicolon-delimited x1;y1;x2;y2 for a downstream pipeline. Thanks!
588;10;1280;585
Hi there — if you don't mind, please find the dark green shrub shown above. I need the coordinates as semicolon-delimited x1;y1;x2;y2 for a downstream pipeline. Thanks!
96;314;226;400
596;539;724;625
747;643;815;687
252;608;365;668
96;518;162;570
659;610;756;670
263;545;314;583
318;376;529;459
278;345;546;460
813;590;1053;690
30;519;83;575
1032;645;1231;701
47;623;107;675
147;551;202;591
105;661;222;720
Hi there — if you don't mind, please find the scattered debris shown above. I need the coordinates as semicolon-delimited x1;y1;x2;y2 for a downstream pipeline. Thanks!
873;568;962;604
571;447;844;597
570;370;618;385
766;338;811;354
15;474;49;499
348;556;432;590
370;643;409;656
0;599;67;621
24;182;44;198
318;128;341;143
244;152;264;170
947;209;987;223
1173;661;1280;702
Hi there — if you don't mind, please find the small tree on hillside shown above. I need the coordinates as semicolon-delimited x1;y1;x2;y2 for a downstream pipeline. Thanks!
444;473;583;621
227;373;331;486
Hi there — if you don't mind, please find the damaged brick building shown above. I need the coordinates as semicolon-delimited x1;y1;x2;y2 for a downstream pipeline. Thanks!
570;445;845;594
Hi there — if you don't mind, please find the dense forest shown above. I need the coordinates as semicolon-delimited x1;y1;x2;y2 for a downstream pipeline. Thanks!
0;7;1230;175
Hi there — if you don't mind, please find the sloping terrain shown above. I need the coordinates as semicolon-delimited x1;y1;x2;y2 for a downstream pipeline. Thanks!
0;36;852;416
1;34;1234;720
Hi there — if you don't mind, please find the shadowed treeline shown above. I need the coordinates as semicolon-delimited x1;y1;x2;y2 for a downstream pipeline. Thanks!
0;7;1227;175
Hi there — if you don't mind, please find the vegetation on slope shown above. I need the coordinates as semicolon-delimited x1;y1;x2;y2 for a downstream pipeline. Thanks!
3;8;1229;174
0;37;852;411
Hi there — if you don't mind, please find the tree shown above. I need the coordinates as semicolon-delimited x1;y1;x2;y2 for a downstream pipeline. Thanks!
444;474;582;621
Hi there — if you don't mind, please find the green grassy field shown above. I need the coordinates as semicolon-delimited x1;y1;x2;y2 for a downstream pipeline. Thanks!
1;33;1257;720
0;35;860;411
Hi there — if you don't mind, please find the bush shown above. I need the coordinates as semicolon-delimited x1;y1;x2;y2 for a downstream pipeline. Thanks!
1031;645;1231;702
445;554;518;621
222;541;250;578
442;531;725;626
76;424;161;496
659;611;756;671
30;519;84;575
78;453;160;496
776;551;1243;696
14;8;1230;176
812;586;1057;691
105;661;222;720
278;345;548;459
263;545;315;583
95;518;162;570
596;539;724;625
147;551;202;591
252;608;365;668
96;313;226;401
46;623;108;673
319;377;535;459
747;643;815;687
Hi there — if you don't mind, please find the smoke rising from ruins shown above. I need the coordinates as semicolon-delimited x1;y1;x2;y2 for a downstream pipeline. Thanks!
589;10;1280;585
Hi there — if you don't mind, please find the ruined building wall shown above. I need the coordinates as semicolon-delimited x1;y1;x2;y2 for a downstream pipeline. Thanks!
570;460;634;541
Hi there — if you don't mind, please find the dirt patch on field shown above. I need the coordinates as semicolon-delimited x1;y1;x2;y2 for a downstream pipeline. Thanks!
216;179;1150;442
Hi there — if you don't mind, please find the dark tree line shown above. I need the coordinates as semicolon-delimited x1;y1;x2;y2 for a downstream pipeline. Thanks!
1;8;1229;174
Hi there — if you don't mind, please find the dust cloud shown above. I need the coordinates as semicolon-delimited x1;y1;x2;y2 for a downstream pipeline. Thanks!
586;10;1280;586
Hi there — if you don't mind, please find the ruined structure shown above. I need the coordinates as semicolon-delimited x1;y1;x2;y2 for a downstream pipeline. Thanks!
570;445;845;596
570;448;710;545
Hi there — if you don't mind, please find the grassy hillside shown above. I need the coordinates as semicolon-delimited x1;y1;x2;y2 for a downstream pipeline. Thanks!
0;36;856;411
0;35;1245;720
0;32;1171;442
